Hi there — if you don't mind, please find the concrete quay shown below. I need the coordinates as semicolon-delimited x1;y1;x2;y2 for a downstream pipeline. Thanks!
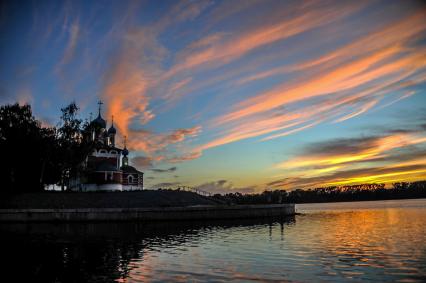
0;204;295;222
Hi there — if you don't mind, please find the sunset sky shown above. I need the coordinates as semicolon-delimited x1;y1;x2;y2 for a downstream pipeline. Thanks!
1;0;425;193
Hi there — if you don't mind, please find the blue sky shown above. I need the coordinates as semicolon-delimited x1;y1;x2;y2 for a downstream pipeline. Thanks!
1;0;425;193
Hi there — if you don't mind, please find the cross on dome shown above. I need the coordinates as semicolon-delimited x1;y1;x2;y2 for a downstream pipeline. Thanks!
97;100;103;116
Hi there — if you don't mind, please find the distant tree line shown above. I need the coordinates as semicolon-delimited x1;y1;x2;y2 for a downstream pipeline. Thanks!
0;103;93;193
212;181;426;204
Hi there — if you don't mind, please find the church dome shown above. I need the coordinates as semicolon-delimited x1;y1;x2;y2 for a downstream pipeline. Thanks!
92;113;106;129
108;124;116;134
122;147;129;156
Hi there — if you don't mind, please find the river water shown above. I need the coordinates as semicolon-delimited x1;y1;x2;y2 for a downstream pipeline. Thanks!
1;199;426;282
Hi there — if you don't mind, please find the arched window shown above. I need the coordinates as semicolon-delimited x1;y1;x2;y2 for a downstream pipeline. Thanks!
128;175;134;184
99;149;107;154
110;150;117;154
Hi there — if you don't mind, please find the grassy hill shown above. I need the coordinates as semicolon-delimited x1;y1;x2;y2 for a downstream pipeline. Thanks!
0;190;217;209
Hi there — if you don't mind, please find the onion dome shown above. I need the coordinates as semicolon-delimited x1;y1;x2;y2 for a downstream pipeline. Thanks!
108;125;116;134
122;135;129;156
122;147;129;156
92;100;107;128
108;115;116;134
93;113;106;129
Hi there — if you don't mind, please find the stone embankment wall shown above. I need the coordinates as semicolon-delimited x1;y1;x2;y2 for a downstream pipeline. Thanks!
0;204;295;222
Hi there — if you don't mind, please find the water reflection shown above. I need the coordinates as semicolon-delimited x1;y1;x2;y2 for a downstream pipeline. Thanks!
2;200;426;282
0;217;295;283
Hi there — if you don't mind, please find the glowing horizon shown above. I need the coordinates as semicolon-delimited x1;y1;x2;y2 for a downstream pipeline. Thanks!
1;0;425;193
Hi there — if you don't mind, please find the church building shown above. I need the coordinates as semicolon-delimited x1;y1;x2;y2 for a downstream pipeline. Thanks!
69;101;144;191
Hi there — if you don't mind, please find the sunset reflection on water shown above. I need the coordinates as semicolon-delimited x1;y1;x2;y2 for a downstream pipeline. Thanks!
1;199;425;282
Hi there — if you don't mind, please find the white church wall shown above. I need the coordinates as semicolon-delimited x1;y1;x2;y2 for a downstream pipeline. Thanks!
71;183;123;192
98;183;123;191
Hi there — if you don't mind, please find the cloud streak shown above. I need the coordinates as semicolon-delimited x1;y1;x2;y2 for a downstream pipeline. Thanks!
269;125;426;188
100;2;206;161
150;167;177;173
165;1;367;80
131;156;153;169
195;9;426;152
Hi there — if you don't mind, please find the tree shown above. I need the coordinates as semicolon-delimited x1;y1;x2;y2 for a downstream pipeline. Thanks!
56;102;93;191
0;102;94;193
0;103;55;192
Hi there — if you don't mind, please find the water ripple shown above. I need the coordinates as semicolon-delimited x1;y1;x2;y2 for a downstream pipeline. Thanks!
1;199;426;282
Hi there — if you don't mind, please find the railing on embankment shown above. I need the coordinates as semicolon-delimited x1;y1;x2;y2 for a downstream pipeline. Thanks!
152;186;228;204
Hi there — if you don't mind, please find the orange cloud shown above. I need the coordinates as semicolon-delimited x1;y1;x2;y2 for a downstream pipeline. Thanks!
166;151;202;163
267;130;426;189
100;25;201;162
127;126;202;159
217;45;423;124
155;9;426;119
197;67;418;151
97;1;425;169
191;9;426;154
164;1;366;79
268;162;426;189
277;133;426;170
211;10;426;125
102;55;150;138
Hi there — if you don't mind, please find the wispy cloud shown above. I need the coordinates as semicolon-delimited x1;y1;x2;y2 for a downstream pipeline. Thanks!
216;45;423;124
98;1;210;162
277;134;426;170
269;124;426;188
166;151;202;163
164;1;366;80
268;163;426;189
195;9;426;152
60;20;80;67
126;126;202;162
131;156;154;169
151;167;177;173
94;1;425;168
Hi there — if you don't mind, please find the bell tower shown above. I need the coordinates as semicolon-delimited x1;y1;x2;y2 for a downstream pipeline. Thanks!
108;115;116;146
